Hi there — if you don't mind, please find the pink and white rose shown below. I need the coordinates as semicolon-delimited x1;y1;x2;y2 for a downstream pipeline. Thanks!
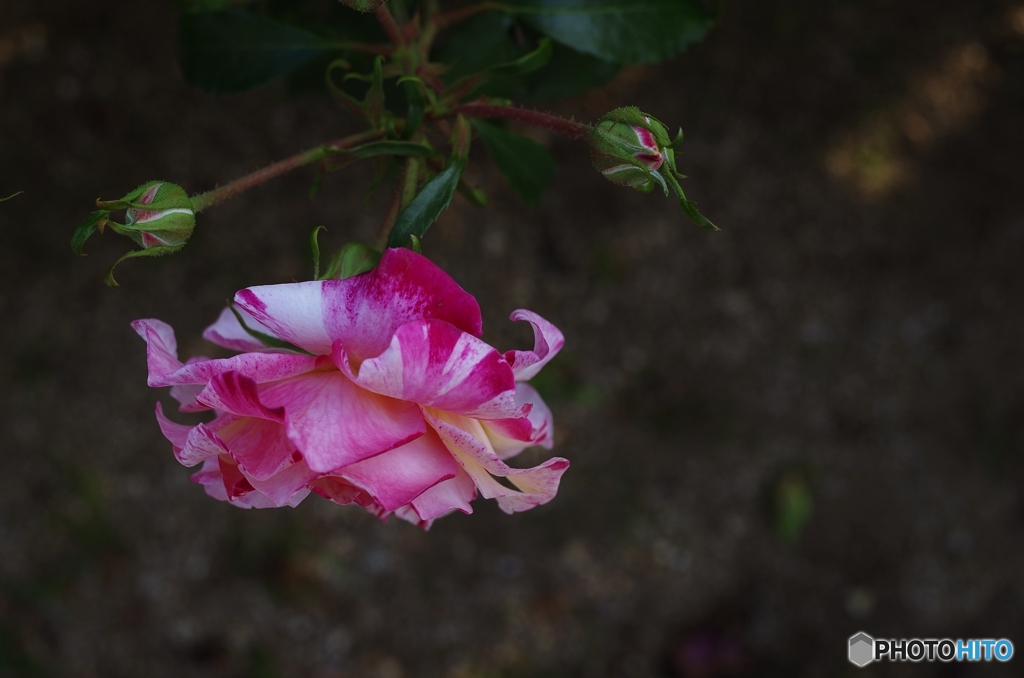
133;248;568;528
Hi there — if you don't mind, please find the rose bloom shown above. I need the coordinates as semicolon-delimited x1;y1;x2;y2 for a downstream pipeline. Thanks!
133;248;568;528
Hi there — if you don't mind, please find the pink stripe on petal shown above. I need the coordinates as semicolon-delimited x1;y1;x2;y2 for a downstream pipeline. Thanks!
503;310;565;382
321;248;483;363
336;428;458;511
259;371;426;473
334;319;520;419
202;306;280;352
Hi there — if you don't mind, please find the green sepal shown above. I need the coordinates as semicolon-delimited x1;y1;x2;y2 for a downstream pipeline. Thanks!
72;210;110;255
228;304;314;354
322;242;382;280
408;233;422;253
310;225;327;279
326;59;366;119
664;170;718;231
598;107;672;147
96;180;194;213
104;245;183;288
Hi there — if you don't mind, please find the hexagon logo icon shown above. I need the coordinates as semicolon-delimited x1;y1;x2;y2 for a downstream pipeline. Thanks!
849;632;875;667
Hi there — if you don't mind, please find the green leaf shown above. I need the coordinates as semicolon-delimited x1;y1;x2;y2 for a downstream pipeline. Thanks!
72;210;110;256
180;10;340;93
488;37;553;76
437;12;619;99
505;0;716;64
387;157;466;248
0;191;23;203
472;122;556;205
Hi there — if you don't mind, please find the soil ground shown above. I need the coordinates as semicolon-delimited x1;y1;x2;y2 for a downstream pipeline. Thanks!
2;1;1024;676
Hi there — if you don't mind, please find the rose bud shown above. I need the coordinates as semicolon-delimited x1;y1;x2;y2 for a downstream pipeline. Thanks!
103;181;196;250
73;180;196;286
590;106;674;193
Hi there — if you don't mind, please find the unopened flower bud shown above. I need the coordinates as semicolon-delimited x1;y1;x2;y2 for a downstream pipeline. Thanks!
590;107;674;194
339;0;386;11
73;180;196;286
109;181;196;249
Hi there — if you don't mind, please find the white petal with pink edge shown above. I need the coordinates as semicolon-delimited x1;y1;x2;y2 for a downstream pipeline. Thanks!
234;248;482;361
503;310;565;382
333;319;522;419
423;409;569;514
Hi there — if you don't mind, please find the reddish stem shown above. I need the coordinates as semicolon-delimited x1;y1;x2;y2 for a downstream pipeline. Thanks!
454;102;593;139
190;129;382;212
374;4;406;48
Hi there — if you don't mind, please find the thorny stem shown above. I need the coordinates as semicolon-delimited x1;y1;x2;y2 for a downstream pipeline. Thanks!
374;4;406;49
189;129;382;212
454;101;593;139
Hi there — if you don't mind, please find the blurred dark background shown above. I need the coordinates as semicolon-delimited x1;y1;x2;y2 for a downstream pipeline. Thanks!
3;0;1024;676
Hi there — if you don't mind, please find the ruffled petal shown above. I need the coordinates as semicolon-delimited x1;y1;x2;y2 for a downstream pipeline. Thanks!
408;466;477;521
330;428;458;511
423;409;569;514
155;402;229;466
133;318;319;388
190;456;307;509
203;306;280;352
131;319;184;384
333;319;521;420
234;248;482;360
258;371;426;473
196;371;286;422
241;457;316;507
481;383;554;459
212;414;298;481
503;310;565;381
